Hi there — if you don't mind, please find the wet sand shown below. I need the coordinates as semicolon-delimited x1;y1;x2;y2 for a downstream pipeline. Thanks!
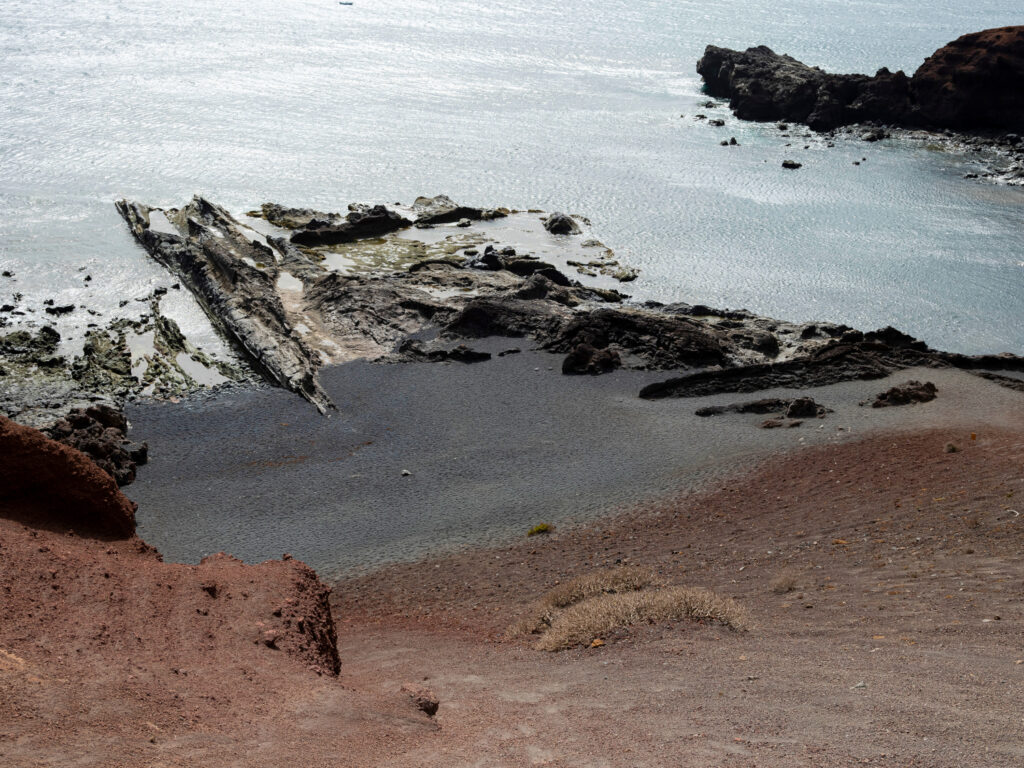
125;346;1024;576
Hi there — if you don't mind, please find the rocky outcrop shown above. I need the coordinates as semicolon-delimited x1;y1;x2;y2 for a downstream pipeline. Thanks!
116;197;333;413
562;344;621;375
696;396;829;419
548;309;727;369
867;380;937;408
42;404;148;487
0;414;137;538
913;27;1024;131
697;26;1024;132
543;212;581;235
640;332;1024;400
697;45;913;131
289;204;411;247
441;294;728;372
412;194;507;226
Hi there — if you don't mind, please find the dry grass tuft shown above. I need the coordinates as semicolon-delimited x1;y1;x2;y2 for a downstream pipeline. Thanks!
510;566;660;637
536;586;749;651
770;569;799;594
527;522;553;536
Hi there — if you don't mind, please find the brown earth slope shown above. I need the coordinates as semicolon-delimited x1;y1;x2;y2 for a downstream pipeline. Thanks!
3;413;1024;766
0;416;435;767
335;426;1024;767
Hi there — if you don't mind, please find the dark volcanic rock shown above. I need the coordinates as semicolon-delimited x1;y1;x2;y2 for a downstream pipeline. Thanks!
695;396;829;419
561;344;621;375
412;195;506;226
697;26;1024;133
695;398;791;417
550;309;726;369
785;397;824;418
445;298;725;371
116;197;333;413
642;323;1024;400
912;27;1024;131
401;341;493;364
868;380;938;408
697;44;913;131
290;204;411;247
445;296;571;341
43;404;148;487
543;212;581;235
258;203;341;230
640;338;934;399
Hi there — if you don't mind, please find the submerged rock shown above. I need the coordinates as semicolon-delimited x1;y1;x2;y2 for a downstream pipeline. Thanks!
543;212;581;235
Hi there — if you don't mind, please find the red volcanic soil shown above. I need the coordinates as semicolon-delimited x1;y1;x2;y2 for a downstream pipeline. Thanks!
334;426;1024;767
0;414;136;538
0;417;436;767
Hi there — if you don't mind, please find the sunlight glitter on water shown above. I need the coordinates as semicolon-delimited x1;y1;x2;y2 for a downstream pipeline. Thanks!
1;0;1022;354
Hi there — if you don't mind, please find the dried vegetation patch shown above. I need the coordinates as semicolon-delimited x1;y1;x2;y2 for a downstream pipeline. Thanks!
510;567;748;651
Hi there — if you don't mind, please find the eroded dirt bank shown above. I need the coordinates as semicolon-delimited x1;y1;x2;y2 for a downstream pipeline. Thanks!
0;416;438;767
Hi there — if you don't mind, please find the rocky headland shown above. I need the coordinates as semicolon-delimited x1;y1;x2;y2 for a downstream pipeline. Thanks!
696;26;1024;181
697;26;1024;133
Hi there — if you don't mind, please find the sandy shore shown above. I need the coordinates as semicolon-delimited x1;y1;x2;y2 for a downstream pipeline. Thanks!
126;345;1023;577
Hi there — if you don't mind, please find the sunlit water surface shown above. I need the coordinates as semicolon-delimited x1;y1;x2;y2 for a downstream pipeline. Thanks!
2;0;1022;356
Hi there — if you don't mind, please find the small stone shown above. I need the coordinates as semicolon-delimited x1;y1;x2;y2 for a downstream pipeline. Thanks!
401;469;412;476
456;218;471;228
850;681;867;690
782;160;802;170
401;683;439;717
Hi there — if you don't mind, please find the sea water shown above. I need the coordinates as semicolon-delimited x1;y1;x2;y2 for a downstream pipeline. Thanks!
1;0;1022;356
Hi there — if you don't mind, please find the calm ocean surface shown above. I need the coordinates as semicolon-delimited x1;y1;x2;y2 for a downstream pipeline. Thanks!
2;0;1022;355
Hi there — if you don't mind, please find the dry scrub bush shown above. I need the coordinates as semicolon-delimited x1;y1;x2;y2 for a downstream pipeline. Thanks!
770;569;799;594
510;566;660;637
536;586;749;651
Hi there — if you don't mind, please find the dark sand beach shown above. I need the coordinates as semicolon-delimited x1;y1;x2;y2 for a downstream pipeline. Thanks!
126;353;1022;576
